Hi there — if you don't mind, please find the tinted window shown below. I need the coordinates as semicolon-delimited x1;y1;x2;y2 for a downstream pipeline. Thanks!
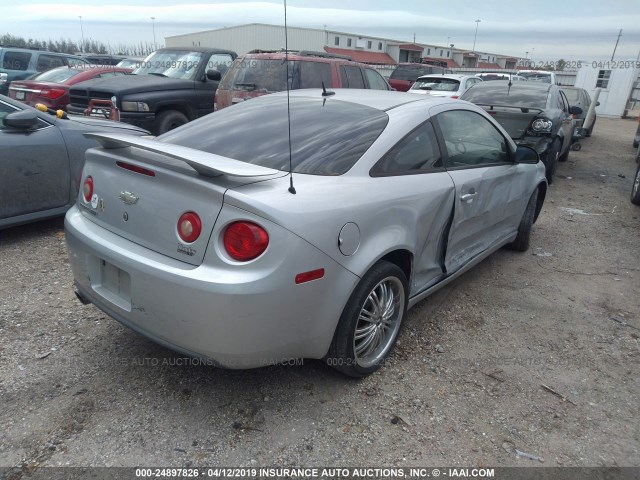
390;65;443;81
412;77;460;92
2;51;31;71
300;62;331;88
33;68;80;83
342;66;365;88
160;96;389;175
207;53;234;76
364;68;389;90
460;83;549;109
36;54;66;71
372;122;442;175
436;110;510;167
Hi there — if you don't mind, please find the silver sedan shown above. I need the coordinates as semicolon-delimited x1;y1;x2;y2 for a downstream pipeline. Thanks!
65;89;547;377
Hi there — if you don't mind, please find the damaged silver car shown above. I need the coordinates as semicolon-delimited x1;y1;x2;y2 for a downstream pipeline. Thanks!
65;89;547;377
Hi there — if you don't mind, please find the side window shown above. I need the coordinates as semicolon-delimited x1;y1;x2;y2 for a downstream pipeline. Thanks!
371;121;442;175
299;61;331;88
436;110;510;168
364;68;389;90
208;54;234;77
342;66;365;88
465;78;476;89
2;51;31;71
36;54;65;71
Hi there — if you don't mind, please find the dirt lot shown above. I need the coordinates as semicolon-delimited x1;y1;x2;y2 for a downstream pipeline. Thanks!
1;117;639;473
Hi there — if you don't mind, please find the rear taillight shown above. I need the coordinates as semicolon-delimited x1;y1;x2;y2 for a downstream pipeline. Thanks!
223;221;269;261
116;161;156;177
177;212;202;243
83;176;93;202
451;95;459;99
40;88;66;99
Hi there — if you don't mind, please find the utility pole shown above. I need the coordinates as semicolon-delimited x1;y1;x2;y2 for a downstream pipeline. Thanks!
78;16;85;53
472;19;481;52
611;29;622;61
151;17;156;50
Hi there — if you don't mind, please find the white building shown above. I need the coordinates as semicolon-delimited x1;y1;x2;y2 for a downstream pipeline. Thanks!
165;23;523;70
574;64;640;117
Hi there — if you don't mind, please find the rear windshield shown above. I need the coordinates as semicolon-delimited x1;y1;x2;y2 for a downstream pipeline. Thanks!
160;96;389;175
390;65;443;81
412;77;460;91
2;51;31;71
33;68;80;83
519;72;552;83
219;59;332;92
461;84;548;109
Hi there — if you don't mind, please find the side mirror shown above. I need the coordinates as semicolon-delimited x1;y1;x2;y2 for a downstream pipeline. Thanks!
596;101;600;106
569;106;583;115
514;145;539;164
4;109;39;130
206;69;221;81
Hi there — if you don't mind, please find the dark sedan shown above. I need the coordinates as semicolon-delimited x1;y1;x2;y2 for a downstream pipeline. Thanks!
0;95;148;229
461;81;580;183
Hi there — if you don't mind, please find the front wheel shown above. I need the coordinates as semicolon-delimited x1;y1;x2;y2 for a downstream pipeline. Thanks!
631;163;640;206
542;139;561;185
507;189;539;251
155;110;189;135
326;261;408;377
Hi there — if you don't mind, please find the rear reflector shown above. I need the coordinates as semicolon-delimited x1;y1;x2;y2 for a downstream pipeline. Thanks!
295;268;325;284
116;161;156;177
177;212;202;243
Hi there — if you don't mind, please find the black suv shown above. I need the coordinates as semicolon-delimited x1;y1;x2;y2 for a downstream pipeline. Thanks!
0;46;89;96
216;50;391;110
67;47;237;134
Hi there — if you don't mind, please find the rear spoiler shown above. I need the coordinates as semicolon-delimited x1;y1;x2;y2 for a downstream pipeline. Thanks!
475;104;544;114
84;133;280;178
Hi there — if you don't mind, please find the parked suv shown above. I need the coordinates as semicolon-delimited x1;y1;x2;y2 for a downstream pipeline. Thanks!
215;51;391;110
67;47;237;134
0;47;90;95
388;63;449;91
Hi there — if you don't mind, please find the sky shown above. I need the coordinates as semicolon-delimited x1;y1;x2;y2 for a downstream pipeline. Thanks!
3;0;640;61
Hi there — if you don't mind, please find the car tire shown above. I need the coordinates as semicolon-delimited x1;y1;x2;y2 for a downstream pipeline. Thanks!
558;138;570;163
507;188;539;251
634;139;639;149
155;110;189;135
326;261;408;378
631;163;640;206
542;139;561;184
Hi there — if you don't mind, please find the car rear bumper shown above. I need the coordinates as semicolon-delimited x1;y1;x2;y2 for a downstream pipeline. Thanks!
64;205;359;368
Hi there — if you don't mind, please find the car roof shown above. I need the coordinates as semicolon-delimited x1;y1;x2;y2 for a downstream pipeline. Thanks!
273;88;452;111
415;74;470;81
154;47;237;56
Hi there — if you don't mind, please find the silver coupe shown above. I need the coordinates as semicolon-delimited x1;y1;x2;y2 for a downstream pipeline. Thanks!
65;89;547;377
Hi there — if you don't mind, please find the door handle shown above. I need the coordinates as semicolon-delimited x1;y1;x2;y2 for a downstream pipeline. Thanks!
460;191;477;202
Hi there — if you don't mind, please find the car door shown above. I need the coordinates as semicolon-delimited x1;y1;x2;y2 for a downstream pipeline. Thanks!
0;100;70;220
370;120;455;295
194;53;235;115
432;107;531;273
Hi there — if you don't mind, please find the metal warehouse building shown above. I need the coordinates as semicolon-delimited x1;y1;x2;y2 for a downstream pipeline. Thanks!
165;23;524;70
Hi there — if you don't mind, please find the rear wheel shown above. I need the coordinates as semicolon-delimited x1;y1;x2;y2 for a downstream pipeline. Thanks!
542;139;561;184
631;163;640;206
558;138;570;162
155;110;189;135
326;261;408;377
507;189;539;251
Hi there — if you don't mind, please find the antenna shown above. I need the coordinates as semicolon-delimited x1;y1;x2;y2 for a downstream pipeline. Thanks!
284;0;296;194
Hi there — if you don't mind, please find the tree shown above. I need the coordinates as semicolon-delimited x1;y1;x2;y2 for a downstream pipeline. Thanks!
556;59;567;71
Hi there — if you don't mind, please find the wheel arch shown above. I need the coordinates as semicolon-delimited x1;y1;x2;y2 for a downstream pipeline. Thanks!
534;181;547;223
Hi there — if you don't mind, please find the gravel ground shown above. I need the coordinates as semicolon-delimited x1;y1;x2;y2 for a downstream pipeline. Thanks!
1;117;639;473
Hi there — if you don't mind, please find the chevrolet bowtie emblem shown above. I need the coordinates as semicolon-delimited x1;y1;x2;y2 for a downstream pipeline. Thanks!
119;191;139;205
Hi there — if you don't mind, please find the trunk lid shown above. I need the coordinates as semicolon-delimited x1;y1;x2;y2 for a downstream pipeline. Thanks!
78;134;282;266
478;105;542;140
